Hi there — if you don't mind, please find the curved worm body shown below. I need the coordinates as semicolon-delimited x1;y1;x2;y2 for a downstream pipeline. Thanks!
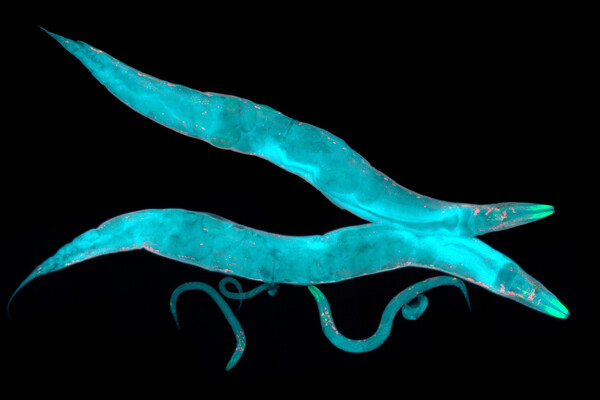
41;28;554;236
308;276;470;353
8;209;569;319
12;29;568;370
169;282;245;371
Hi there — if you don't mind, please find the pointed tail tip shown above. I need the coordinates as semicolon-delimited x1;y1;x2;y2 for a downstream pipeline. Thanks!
7;300;14;321
7;271;41;321
39;26;62;41
7;282;25;321
38;26;83;55
7;284;23;320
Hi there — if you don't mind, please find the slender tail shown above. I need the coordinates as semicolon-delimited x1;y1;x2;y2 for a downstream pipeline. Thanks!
170;282;246;371
39;26;244;147
7;210;155;318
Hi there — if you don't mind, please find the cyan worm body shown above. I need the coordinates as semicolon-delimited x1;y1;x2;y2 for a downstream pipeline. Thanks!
308;276;470;353
40;28;554;237
9;29;569;369
169;282;245;371
8;209;569;320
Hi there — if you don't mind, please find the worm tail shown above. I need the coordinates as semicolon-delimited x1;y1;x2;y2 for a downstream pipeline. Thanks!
7;210;165;318
40;27;255;150
170;282;246;371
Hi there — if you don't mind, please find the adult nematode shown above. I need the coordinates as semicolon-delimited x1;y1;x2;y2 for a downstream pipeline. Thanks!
8;28;568;371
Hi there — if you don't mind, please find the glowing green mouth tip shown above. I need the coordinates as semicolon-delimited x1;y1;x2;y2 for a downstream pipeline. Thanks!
538;293;570;319
547;298;570;319
529;204;555;220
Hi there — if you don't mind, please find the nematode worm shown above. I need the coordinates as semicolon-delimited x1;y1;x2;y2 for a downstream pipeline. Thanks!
7;29;568;370
39;28;554;237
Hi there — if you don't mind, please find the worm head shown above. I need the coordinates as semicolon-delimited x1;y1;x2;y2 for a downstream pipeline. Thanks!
494;262;569;319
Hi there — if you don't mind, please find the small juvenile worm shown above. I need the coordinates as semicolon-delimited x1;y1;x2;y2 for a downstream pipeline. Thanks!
40;28;554;237
170;281;245;371
308;276;470;353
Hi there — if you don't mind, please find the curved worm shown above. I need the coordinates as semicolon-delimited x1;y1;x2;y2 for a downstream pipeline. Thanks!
219;277;278;301
170;281;245;371
308;276;470;352
8;209;569;319
40;28;554;236
401;295;429;321
219;277;244;312
218;277;278;312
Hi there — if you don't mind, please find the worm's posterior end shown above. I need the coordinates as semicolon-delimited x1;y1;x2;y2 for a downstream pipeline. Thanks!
169;299;182;330
7;271;39;320
39;26;86;56
39;26;67;44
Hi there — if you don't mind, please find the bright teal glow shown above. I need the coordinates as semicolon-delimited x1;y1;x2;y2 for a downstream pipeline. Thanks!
170;282;245;371
8;209;569;320
7;29;569;370
38;27;553;237
308;276;470;352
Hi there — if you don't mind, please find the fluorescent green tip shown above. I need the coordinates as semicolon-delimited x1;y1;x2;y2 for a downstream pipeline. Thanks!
224;349;243;371
473;203;555;235
544;305;569;319
548;298;570;319
528;204;555;220
540;294;570;319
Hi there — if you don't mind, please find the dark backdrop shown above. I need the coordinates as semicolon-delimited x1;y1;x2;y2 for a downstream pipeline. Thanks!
3;11;583;390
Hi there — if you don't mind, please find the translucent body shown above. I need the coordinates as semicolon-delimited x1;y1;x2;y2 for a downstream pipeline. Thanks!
8;29;569;370
41;28;554;236
170;282;245;371
8;209;569;320
308;276;470;352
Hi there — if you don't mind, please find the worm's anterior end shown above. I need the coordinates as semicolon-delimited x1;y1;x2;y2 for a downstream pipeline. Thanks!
471;202;555;235
543;295;570;319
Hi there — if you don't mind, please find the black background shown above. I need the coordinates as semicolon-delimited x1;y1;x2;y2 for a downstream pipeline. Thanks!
3;8;585;392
